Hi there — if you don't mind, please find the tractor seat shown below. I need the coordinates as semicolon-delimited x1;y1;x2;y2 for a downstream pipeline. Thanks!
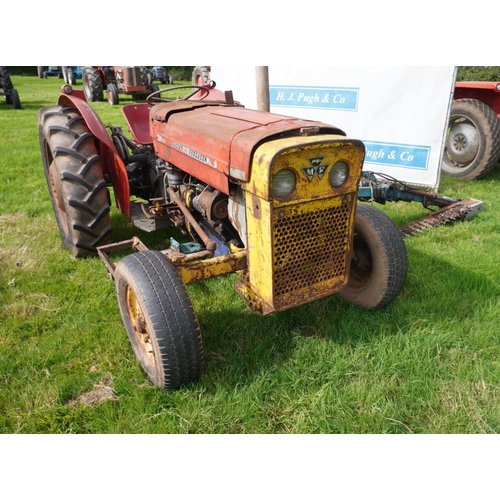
122;103;153;146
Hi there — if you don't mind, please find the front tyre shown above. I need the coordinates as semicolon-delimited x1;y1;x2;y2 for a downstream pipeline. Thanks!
10;88;21;109
337;204;408;309
38;105;112;257
442;98;500;180
115;251;204;390
107;83;119;105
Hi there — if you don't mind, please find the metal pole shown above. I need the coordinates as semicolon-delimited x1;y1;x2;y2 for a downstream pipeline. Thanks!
255;66;270;112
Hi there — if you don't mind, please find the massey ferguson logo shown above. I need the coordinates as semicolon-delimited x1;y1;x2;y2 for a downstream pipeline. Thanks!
302;157;329;181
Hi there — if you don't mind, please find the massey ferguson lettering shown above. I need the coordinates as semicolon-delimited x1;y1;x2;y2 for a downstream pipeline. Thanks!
172;141;212;167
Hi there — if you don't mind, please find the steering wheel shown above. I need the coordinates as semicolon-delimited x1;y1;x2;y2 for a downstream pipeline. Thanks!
146;85;210;105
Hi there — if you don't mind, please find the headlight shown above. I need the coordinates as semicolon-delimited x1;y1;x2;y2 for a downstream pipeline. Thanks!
272;169;296;198
329;161;349;188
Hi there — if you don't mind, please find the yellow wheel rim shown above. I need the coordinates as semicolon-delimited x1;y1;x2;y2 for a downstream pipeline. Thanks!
125;285;155;365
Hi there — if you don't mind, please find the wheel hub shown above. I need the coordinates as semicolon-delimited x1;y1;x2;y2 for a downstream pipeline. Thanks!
126;286;155;364
446;121;480;164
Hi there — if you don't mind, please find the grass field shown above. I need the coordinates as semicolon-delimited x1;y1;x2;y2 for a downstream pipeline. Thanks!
1;74;500;435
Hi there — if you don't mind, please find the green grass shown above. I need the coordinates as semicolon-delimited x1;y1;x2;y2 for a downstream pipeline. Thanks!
1;75;500;434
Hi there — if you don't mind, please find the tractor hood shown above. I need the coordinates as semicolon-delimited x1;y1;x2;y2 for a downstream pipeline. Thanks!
150;101;346;194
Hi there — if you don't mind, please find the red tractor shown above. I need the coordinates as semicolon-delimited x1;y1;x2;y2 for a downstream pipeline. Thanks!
38;82;408;389
442;81;500;180
82;66;159;105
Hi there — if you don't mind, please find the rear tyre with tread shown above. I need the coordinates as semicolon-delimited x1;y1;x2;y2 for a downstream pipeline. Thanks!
63;67;76;85
115;250;204;390
38;105;112;257
337;204;408;309
191;66;210;86
442;98;500;180
83;66;104;102
68;68;76;85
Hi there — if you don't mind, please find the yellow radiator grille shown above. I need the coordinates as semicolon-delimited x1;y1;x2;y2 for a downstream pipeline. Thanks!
272;196;354;309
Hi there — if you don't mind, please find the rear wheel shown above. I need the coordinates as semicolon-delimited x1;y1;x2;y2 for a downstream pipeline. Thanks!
38;105;112;257
83;66;104;102
63;67;76;85
68;68;76;85
337;204;408;309
0;66;13;92
191;66;210;86
147;83;159;97
115;250;204;390
442;99;500;180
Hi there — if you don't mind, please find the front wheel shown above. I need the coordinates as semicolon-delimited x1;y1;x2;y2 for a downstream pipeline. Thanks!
107;83;119;105
10;88;21;109
115;251;204;390
337;204;408;309
442;98;500;180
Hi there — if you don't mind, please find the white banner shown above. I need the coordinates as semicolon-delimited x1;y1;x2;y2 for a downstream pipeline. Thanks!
211;66;457;190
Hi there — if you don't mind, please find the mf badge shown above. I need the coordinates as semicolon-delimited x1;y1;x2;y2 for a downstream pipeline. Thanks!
302;157;330;182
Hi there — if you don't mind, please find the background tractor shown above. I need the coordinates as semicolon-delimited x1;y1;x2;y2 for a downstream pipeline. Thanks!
150;66;173;85
0;66;21;109
39;81;439;390
37;66;63;79
82;66;159;105
442;81;500;180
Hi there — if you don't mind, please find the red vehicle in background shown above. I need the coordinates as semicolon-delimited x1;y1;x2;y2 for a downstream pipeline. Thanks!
442;81;500;180
82;66;158;106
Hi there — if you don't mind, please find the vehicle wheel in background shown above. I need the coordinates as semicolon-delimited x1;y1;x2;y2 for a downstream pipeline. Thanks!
442;98;500;180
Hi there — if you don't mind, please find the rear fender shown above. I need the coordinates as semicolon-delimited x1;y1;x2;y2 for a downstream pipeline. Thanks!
58;91;131;218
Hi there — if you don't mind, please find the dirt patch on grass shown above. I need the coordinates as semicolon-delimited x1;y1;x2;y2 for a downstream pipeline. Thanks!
0;212;25;224
68;376;119;407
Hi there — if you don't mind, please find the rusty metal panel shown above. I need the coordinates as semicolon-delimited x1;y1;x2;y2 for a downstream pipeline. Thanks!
122;67;142;86
175;251;247;284
243;135;364;313
271;196;355;310
149;102;346;190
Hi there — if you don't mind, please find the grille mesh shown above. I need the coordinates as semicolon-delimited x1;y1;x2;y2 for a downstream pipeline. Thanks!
273;198;352;309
